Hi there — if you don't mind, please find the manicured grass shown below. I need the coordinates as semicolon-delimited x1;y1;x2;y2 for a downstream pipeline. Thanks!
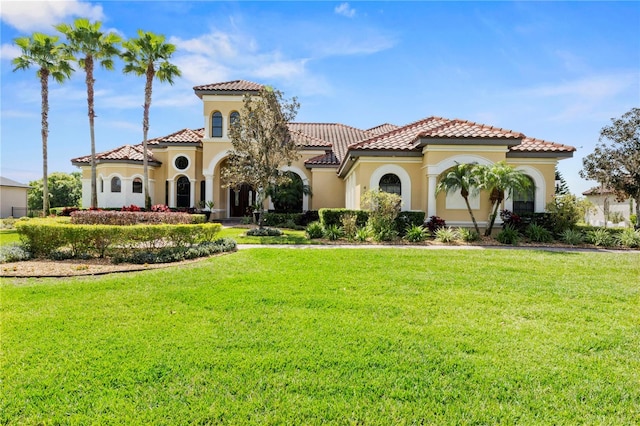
0;229;20;246
217;226;314;244
2;249;639;424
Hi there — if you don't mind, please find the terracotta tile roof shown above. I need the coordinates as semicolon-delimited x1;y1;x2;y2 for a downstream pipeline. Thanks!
349;116;451;151
71;144;159;165
148;128;204;146
418;119;524;140
582;186;615;196
288;122;377;162
510;137;576;154
193;80;264;92
288;127;332;148
367;123;400;135
305;151;339;166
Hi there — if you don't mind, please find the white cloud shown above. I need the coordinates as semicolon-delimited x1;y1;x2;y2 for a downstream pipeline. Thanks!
335;3;356;18
1;0;105;32
0;43;22;61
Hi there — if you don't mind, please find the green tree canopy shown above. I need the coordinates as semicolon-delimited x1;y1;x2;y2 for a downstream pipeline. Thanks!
28;172;82;211
437;162;481;234
580;107;640;228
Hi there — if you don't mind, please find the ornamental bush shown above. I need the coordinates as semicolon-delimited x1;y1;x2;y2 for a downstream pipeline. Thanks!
318;209;368;228
305;222;324;239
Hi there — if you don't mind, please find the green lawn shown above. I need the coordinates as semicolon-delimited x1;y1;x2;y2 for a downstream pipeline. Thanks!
0;229;20;246
2;249;639;424
217;226;313;244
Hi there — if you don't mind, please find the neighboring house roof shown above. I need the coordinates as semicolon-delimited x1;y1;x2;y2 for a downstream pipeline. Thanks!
71;144;160;166
582;187;617;196
193;80;264;97
0;176;30;188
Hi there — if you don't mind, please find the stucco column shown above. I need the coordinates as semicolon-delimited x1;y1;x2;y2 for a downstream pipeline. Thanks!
204;174;214;205
427;174;438;218
168;179;175;208
190;179;196;208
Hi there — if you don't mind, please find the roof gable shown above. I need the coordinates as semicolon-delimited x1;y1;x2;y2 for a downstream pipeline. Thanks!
193;80;264;98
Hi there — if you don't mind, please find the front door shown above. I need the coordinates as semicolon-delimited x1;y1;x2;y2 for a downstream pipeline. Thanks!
176;176;190;208
230;184;255;217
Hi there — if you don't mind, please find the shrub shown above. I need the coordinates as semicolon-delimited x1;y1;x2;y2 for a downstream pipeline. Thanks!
560;229;584;245
546;194;593;233
151;204;171;212
586;228;616;247
263;212;304;227
435;227;457;243
496;225;520;245
426;216;446;233
361;190;402;242
341;213;359;240
404;224;428;243
246;227;283;237
323;224;343;241
395;211;426;236
0;243;32;263
318;209;368;228
616;228;640;248
0;217;17;229
121;204;142;212
59;207;80;216
525;223;553;243
355;227;369;242
457;227;480;242
71;211;196;225
305;222;324;239
113;238;237;264
630;214;637;228
500;210;523;231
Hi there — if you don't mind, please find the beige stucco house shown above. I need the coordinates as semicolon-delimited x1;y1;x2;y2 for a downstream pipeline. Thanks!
71;80;575;228
0;176;30;218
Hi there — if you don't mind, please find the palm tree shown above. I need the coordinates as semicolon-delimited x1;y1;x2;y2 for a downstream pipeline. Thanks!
122;30;181;210
436;162;481;234
476;161;531;236
56;18;121;209
12;33;73;216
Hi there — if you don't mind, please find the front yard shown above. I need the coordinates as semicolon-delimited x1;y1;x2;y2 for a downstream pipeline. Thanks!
2;248;639;424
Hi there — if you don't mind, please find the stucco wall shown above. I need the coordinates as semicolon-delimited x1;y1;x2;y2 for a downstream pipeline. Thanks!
0;186;28;218
310;168;345;209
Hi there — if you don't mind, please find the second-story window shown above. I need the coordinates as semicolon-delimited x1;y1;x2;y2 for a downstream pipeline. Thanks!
211;111;223;137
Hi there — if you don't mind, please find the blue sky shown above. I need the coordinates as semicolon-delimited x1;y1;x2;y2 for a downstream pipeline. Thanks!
1;1;638;196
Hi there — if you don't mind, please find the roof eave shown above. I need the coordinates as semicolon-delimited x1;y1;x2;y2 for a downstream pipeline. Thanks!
417;137;522;147
71;159;162;167
506;151;574;159
338;149;421;178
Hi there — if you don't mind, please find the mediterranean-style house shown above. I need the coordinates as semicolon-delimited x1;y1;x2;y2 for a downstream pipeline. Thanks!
71;80;575;228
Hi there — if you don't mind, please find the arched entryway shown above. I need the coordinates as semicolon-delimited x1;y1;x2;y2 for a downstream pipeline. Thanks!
176;176;190;208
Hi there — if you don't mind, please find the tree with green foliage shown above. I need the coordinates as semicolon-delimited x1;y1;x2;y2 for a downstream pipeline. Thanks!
222;87;300;227
580;107;640;229
436;162;481;234
361;189;402;241
476;161;531;236
12;33;73;216
122;30;181;210
56;18;121;209
555;167;570;195
28;172;82;211
546;194;594;233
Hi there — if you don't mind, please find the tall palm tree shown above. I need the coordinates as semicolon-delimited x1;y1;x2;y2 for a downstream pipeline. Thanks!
436;162;481;234
12;33;73;216
56;18;121;209
121;30;181;210
476;161;531;236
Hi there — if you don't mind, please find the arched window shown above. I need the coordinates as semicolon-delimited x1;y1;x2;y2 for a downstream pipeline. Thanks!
229;111;240;130
211;111;223;137
176;176;190;208
132;178;142;193
111;177;121;193
379;173;401;196
513;176;535;214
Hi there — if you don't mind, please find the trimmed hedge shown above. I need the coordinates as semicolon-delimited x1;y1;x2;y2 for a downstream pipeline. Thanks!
112;238;237;264
15;221;221;259
70;210;205;225
263;211;319;227
319;209;369;228
318;208;425;236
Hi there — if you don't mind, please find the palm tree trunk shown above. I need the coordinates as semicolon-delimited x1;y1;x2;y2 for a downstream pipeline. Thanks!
463;196;480;234
143;64;154;210
485;201;502;236
85;56;98;209
40;70;50;216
